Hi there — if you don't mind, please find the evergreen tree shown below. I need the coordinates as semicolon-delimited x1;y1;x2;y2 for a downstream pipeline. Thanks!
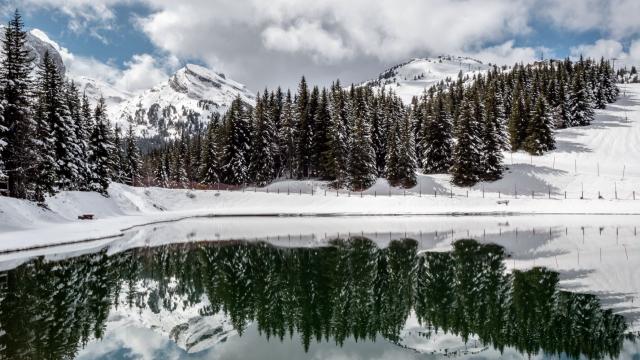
451;96;482;187
568;69;595;126
171;139;188;187
38;51;79;190
523;96;555;155
249;92;275;186
112;125;125;183
508;83;526;151
325;84;349;186
65;81;87;188
278;91;296;178
153;151;169;187
220;97;250;185
313;88;331;178
78;93;94;189
0;10;35;199
199;118;221;184
31;79;57;202
384;119;401;185
420;92;453;173
347;91;376;190
397;110;417;187
124;124;141;186
295;77;311;178
88;97;114;194
481;85;504;181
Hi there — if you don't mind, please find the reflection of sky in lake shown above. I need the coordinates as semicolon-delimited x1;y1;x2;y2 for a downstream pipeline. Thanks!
78;324;640;360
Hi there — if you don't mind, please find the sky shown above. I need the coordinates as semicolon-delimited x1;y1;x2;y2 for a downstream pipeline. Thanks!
2;0;640;94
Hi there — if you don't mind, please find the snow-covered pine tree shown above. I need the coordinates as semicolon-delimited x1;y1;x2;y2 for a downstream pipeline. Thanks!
481;84;504;181
199;118;221;184
398;109;417;188
277;90;297;179
508;82;526;151
295;76;311;178
568;68;595;126
0;10;35;199
384;118;401;186
370;90;386;176
249;92;275;186
220;96;250;185
153;151;168;187
65;81;87;188
420;91;453;173
313;88;331;178
88;97;115;194
348;89;376;191
31;79;57;202
451;95;482;187
112;125;125;183
324;83;349;187
554;71;572;129
0;97;4;183
523;96;555;155
171;138;188;187
78;93;95;189
37;51;79;191
124;124;141;186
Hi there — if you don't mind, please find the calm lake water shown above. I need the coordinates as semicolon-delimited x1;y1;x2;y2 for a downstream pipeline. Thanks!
1;216;639;359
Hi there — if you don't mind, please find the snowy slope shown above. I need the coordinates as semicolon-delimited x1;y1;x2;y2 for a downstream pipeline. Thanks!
110;64;255;138
361;55;492;103
73;76;133;109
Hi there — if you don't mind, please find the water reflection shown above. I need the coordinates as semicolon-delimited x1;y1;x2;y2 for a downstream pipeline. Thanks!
0;237;629;359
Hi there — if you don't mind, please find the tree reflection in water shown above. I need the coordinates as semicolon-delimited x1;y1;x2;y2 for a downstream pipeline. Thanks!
0;238;628;359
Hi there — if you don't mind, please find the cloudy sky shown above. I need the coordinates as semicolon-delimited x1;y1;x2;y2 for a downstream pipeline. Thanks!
2;0;640;93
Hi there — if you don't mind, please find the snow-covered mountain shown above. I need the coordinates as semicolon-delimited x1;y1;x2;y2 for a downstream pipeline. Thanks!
73;76;133;109
361;55;493;103
0;27;65;75
109;64;256;138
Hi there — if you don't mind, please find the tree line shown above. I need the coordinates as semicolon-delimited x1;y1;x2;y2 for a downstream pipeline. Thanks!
146;55;618;190
0;11;141;202
0;238;627;358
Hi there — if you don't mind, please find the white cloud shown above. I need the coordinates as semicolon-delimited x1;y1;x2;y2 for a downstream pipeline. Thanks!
539;0;640;39
570;38;640;69
32;29;171;93
466;40;545;66
262;21;352;62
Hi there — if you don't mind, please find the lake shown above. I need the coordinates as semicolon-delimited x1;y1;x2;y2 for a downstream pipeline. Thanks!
0;215;639;359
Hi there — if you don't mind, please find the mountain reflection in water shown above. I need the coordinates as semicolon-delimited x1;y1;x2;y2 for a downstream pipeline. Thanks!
0;237;629;359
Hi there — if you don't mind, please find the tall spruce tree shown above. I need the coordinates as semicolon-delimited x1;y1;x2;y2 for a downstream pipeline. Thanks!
112;125;125;183
420;92;453;173
347;90;376;190
295;76;311;178
199;118;221;184
220;97;250;185
325;83;349;186
39;51;79;190
451;96;482;187
523;96;555;155
124;124;141;186
278;90;296;178
481;86;504;181
88;97;114;194
0;10;34;198
398;110;417;187
568;68;595;126
249;92;275;186
313;88;331;178
32;76;57;202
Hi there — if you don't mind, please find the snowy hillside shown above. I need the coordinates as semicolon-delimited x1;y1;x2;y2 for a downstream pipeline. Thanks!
73;76;133;109
360;55;493;103
0;27;65;75
110;64;256;138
